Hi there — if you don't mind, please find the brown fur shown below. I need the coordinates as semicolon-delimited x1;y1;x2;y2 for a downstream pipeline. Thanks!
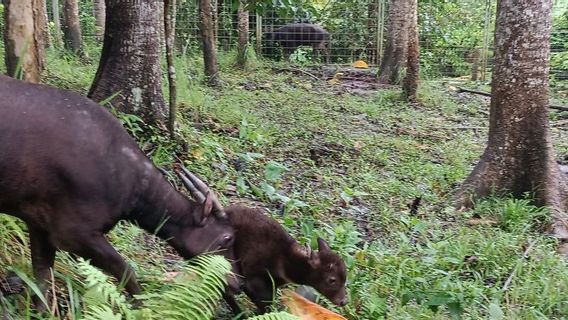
223;204;348;315
0;76;237;307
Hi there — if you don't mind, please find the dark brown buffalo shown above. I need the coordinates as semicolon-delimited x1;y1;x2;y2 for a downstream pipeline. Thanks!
266;23;331;63
0;75;238;307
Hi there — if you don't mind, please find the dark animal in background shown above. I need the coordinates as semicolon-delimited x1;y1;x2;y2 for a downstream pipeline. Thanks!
222;205;348;316
0;75;238;307
266;23;331;63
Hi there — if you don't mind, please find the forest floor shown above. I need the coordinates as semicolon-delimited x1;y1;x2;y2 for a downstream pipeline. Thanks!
2;50;568;319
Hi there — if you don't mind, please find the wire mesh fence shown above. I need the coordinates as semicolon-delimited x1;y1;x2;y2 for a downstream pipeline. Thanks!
172;0;568;81
0;0;566;81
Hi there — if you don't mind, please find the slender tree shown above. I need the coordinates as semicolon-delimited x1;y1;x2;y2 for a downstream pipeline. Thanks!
236;0;249;68
378;0;410;84
62;0;83;53
93;0;105;41
165;0;177;136
89;0;166;126
455;0;568;243
3;0;45;83
402;0;419;102
366;1;378;65
199;0;219;85
51;0;63;48
36;0;50;48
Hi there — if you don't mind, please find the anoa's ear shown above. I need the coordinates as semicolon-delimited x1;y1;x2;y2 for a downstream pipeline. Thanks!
317;237;331;252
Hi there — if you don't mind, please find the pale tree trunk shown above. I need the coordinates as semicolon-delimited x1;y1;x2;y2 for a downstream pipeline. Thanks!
93;0;105;41
378;0;410;84
199;0;219;85
3;0;45;83
236;0;248;68
62;0;83;53
165;0;177;136
455;0;568;244
51;0;63;48
89;0;166;126
402;0;418;102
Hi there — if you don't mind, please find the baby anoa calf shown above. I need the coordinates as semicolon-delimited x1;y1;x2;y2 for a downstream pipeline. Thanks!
223;204;348;315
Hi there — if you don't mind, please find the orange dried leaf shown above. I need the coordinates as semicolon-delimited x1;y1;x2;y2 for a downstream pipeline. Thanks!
352;60;369;69
282;289;347;320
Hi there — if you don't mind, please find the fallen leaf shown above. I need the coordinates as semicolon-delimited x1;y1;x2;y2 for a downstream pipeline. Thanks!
352;60;369;69
282;289;347;320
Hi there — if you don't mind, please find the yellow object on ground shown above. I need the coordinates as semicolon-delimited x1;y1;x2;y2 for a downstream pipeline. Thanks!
282;289;347;320
352;60;369;69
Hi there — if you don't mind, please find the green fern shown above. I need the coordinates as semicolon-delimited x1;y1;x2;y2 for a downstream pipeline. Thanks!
74;255;298;320
75;258;135;320
139;254;231;319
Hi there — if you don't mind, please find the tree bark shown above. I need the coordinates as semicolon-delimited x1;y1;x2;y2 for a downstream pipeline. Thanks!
88;0;166;126
402;0;418;102
51;0;63;48
35;0;50;49
62;0;83;53
470;48;481;81
236;0;248;68
378;0;410;84
3;0;44;83
93;0;106;41
367;1;378;65
455;0;568;241
165;0;177;137
199;0;219;85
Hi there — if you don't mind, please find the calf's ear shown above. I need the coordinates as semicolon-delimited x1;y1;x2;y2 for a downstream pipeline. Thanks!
317;238;331;252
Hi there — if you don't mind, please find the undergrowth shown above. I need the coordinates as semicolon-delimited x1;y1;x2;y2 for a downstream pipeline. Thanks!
1;48;568;319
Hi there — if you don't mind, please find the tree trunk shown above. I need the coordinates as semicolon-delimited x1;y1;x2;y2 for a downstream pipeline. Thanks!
165;0;177;137
236;0;248;68
88;0;166;126
378;0;410;84
3;0;44;83
51;0;63;48
455;0;568;242
402;0;418;102
62;0;83;53
367;1;378;65
470;48;481;81
35;0;50;49
199;0;219;86
93;0;105;41
211;0;218;43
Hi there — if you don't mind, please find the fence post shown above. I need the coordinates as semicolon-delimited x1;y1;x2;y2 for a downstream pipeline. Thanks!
256;13;262;57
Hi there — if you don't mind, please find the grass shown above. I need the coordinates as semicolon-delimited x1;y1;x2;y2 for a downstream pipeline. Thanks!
1;47;568;319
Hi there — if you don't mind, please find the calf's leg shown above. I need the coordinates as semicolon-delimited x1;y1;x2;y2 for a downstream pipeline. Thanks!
223;292;244;317
243;277;274;314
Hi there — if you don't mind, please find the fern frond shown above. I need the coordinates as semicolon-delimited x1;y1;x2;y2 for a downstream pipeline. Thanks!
140;254;231;320
249;312;301;320
75;258;134;320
